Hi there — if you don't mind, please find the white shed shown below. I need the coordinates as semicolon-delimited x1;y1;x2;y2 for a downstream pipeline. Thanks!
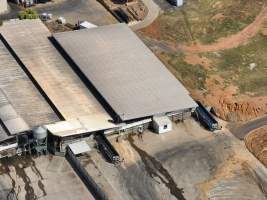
153;116;172;134
79;21;97;29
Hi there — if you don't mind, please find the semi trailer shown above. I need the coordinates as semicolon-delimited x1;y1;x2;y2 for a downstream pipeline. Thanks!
195;101;219;131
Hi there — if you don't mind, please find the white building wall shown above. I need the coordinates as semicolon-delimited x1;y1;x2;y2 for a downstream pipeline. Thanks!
157;123;172;134
0;0;8;14
176;0;183;7
153;116;172;134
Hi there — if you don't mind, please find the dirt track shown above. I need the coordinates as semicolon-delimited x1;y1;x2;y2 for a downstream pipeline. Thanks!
178;5;267;53
245;125;267;167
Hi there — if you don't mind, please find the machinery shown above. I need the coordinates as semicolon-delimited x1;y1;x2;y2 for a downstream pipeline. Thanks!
94;133;120;165
32;126;48;155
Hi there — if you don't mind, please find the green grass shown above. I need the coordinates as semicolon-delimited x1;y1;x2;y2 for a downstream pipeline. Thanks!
166;52;207;90
203;34;267;96
142;0;264;44
18;9;38;20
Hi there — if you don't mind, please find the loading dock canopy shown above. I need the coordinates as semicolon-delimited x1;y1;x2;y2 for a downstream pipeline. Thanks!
54;23;197;121
68;141;91;155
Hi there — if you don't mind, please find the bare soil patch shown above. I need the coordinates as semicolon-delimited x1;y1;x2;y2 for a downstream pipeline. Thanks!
184;53;212;69
245;125;267;167
179;6;267;53
138;0;267;122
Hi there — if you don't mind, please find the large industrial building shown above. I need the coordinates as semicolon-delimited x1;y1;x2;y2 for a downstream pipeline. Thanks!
0;19;197;157
0;0;8;14
53;24;196;121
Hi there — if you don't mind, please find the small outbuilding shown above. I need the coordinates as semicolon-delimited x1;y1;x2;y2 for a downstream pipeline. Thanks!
79;21;97;29
153;116;172;134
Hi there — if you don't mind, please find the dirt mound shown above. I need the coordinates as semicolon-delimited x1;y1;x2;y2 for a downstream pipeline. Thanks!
215;98;267;122
193;75;267;122
245;126;267;167
195;92;267;122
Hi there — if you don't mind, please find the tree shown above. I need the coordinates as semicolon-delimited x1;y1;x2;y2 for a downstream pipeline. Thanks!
18;9;38;20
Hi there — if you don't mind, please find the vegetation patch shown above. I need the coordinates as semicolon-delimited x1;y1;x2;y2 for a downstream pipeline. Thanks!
160;52;207;90
18;9;38;20
140;0;264;44
203;34;267;96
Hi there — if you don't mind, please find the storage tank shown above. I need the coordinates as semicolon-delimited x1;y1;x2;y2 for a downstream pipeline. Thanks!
0;0;8;14
176;0;183;7
33;126;47;141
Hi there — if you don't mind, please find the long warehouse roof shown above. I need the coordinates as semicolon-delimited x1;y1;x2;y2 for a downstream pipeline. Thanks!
0;19;115;133
54;23;197;121
0;39;59;129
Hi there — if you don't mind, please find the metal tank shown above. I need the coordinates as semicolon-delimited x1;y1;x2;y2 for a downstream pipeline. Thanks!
33;126;47;141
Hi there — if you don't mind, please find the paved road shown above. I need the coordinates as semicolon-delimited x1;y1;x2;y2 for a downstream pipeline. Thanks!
0;0;117;25
130;0;160;31
231;115;267;140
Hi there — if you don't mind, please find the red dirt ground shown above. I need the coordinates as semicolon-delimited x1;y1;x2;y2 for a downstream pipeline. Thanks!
178;6;267;53
245;126;267;167
140;3;267;122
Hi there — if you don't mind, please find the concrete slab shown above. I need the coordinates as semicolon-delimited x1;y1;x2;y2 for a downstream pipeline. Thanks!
0;155;94;200
81;119;267;200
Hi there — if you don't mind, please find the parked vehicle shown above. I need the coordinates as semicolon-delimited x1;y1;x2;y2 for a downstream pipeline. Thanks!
194;101;219;131
94;133;121;164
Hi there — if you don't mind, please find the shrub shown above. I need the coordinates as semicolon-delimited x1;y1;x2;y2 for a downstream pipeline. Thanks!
18;9;38;20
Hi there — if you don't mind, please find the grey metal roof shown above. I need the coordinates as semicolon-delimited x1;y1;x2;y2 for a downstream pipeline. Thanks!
0;103;30;135
0;20;113;131
0;124;13;142
54;23;197;121
0;38;59;128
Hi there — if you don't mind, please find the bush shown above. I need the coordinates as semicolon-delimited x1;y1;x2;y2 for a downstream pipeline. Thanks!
18;9;38;20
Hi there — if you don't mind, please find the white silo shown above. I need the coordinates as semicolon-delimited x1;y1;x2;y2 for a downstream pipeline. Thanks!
0;0;8;14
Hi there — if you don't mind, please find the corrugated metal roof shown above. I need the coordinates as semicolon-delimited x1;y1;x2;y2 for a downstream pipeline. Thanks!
0;19;114;133
0;103;30;135
68;141;91;155
0;40;59;128
54;23;197;121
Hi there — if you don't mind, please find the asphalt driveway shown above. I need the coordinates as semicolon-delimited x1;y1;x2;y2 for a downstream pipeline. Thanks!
0;0;117;25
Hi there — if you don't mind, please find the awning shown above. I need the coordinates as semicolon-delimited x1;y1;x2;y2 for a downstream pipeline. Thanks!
68;141;91;155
